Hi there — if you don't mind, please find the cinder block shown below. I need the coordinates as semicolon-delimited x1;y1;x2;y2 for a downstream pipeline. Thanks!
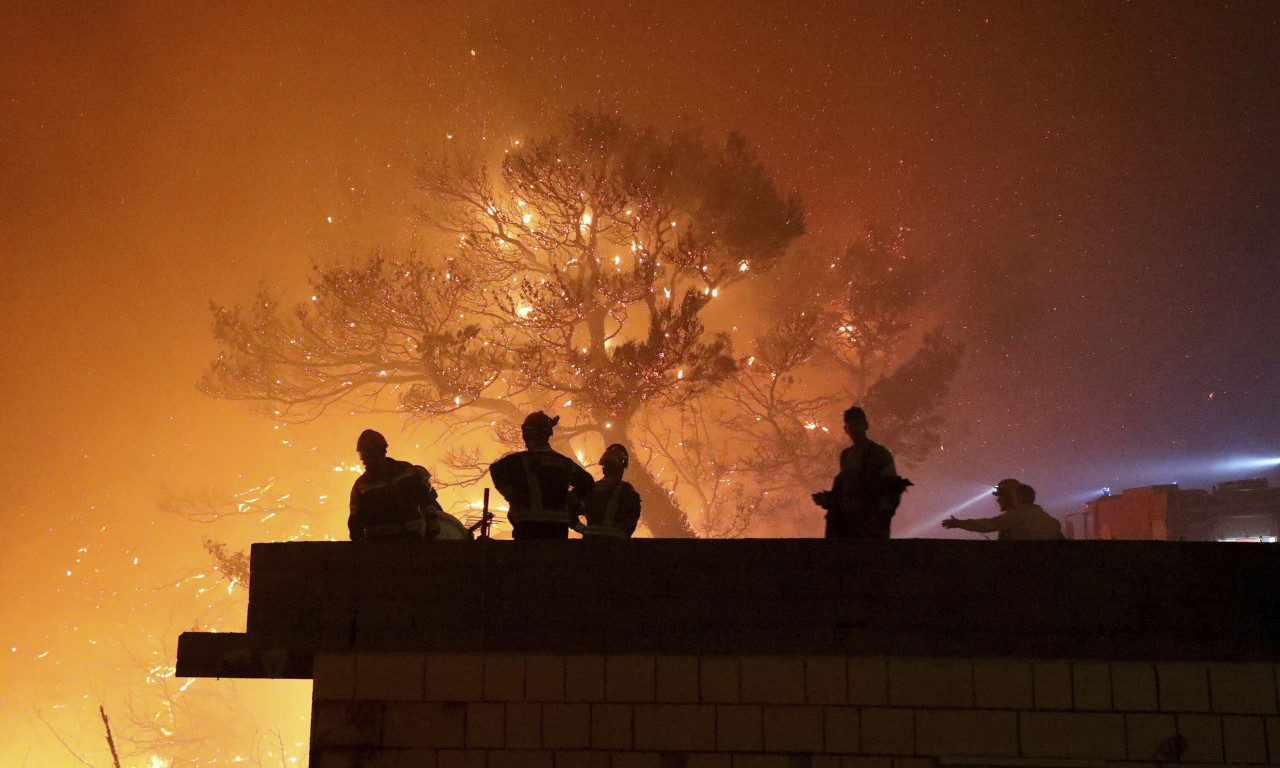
314;652;357;701
1158;663;1210;712
741;657;806;704
1223;715;1269;764
762;705;824;753
437;750;486;768
465;701;504;748
807;658;848;705
914;709;1017;757
730;756;791;768
1112;663;1158;712
312;746;361;768
425;654;484;702
972;660;1032;710
717;704;764;751
887;659;971;708
353;597;416;631
1123;713;1177;762
837;759;890;768
312;701;383;748
702;657;741;703
847;659;887;706
527;655;566;702
614;752;662;768
566;656;606;702
1071;662;1112;711
554;750;614;768
608;655;657;702
860;708;914;755
383;702;467;748
635;704;717;751
657;656;700;703
591;703;634;749
356;653;425;701
824;706;859;754
688;754;733;768
1020;711;1126;760
1210;663;1279;715
1032;662;1072;710
1175;713;1224;763
361;748;438;768
506;702;543;749
542;703;591;749
489;750;553;768
485;655;526;701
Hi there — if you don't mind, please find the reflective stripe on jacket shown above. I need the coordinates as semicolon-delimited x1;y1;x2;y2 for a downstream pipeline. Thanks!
489;447;595;527
576;477;640;537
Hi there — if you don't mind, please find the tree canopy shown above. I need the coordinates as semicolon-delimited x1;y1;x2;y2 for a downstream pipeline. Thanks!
203;112;959;536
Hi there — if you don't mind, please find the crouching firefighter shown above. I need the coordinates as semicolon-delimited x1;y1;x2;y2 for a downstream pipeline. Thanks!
348;429;444;541
489;411;595;540
574;443;642;539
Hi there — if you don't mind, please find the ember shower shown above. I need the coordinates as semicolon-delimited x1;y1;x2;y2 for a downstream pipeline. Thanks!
201;113;960;539
4;2;1278;765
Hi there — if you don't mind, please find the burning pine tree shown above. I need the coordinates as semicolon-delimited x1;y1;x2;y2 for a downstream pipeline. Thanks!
202;112;959;537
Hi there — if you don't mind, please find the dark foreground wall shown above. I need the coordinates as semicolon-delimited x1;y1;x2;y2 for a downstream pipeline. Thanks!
177;539;1280;680
178;540;1280;767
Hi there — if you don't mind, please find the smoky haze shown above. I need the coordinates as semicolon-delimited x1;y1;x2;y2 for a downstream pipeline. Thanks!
3;1;1279;763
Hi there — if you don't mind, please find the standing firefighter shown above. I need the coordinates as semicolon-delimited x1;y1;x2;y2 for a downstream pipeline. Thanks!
348;429;443;541
575;444;642;538
812;406;912;539
490;412;595;540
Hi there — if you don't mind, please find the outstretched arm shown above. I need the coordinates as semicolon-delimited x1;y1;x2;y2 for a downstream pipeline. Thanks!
942;514;1007;533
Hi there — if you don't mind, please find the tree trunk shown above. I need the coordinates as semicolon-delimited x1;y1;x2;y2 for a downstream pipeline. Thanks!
622;438;696;538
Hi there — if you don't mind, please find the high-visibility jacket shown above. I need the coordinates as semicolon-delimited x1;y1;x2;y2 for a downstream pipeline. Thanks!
348;459;440;540
575;477;641;538
490;447;594;526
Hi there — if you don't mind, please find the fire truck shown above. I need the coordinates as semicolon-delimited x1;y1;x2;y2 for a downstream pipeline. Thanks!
1073;479;1280;542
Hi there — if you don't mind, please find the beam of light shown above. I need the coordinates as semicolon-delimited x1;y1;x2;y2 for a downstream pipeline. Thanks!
1213;456;1280;473
1090;453;1280;492
1049;455;1280;512
1059;487;1118;506
900;487;993;538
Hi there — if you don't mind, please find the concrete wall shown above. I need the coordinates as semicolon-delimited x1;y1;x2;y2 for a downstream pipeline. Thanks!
174;539;1280;766
178;539;1280;677
311;652;1280;766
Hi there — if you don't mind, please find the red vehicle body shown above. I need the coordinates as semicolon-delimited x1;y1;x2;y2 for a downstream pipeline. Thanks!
1077;479;1280;542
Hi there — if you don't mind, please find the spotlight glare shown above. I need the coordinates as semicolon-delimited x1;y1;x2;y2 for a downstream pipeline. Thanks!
1214;456;1280;473
903;488;993;538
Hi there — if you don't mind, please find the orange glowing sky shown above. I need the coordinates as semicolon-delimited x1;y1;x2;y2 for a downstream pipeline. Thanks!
3;2;1279;764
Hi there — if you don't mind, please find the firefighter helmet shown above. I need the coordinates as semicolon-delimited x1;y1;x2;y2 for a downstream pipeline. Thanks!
522;411;559;430
601;443;629;470
356;429;389;453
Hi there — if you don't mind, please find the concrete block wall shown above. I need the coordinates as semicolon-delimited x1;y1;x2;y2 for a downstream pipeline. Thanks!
172;541;1280;766
195;539;1280;668
310;652;1280;767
